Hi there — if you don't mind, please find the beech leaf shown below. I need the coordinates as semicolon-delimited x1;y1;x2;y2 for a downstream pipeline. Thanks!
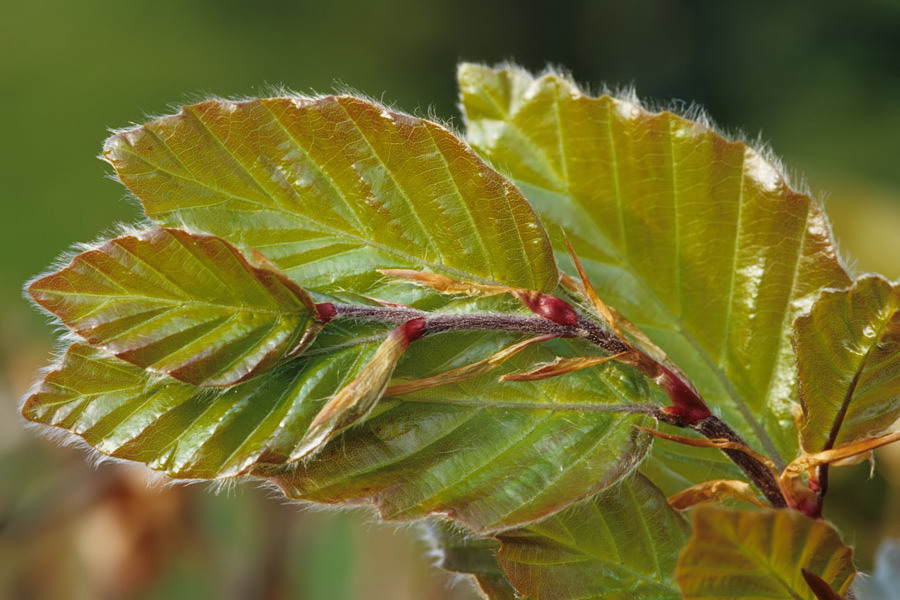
676;507;855;599
497;473;689;600
261;329;653;534
28;228;320;386
459;64;851;470
794;275;900;453
102;95;558;296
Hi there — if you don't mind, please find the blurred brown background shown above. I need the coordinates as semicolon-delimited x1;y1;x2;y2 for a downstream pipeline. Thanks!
2;1;899;598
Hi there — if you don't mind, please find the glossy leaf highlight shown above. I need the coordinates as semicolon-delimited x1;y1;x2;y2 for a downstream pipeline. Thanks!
459;64;851;467
794;275;900;453
676;507;855;599
28;228;319;386
102;95;558;296
262;329;652;533
22;341;379;478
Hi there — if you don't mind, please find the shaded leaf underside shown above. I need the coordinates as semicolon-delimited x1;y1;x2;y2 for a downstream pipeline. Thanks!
794;275;900;452
458;64;851;468
676;507;855;599
28;228;318;386
102;95;558;297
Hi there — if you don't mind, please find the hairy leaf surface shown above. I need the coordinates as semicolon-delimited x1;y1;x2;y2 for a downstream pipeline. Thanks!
259;326;653;533
794;275;900;453
676;507;855;599
459;64;851;468
102;95;558;296
497;473;688;600
28;228;319;386
22;340;379;477
24;307;652;531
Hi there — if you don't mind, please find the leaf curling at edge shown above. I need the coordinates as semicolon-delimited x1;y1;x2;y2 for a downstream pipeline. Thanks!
27;228;324;387
101;94;559;301
458;63;852;472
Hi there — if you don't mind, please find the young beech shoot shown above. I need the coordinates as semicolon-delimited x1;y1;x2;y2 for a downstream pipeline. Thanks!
23;64;900;600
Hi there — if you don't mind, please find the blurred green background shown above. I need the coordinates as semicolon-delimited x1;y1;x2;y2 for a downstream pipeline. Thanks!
2;1;899;598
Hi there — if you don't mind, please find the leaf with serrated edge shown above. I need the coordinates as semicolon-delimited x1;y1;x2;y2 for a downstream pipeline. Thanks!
24;292;653;531
28;228;319;386
458;64;850;470
22;341;380;478
794;275;900;453
676;507;855;600
260;326;653;534
102;95;558;297
421;519;520;600
497;473;689;600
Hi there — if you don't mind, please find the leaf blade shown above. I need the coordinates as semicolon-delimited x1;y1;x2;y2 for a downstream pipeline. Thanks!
794;275;900;452
497;473;689;600
458;64;851;467
102;96;558;295
28;228;319;386
676;507;856;600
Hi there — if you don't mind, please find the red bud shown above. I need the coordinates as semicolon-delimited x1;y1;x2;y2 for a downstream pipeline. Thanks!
514;291;578;327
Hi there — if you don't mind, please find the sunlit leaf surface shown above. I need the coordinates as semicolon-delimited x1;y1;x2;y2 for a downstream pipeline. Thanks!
497;473;688;600
459;64;851;469
24;299;653;532
264;327;652;533
28;228;319;386
421;519;519;600
22;341;379;478
102;95;558;296
676;507;855;599
794;275;900;452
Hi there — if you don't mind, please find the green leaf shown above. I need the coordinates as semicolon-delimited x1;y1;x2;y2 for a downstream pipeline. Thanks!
102;95;558;296
22;340;379;478
421;519;520;600
28;228;320;386
458;64;851;468
497;473;689;600
794;275;900;453
260;325;653;534
676;507;856;600
24;297;653;531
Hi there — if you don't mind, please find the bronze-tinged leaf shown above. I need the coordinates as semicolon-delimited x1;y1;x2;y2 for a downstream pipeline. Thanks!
28;228;319;386
794;275;900;453
676;507;856;600
459;64;851;469
102;95;558;297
